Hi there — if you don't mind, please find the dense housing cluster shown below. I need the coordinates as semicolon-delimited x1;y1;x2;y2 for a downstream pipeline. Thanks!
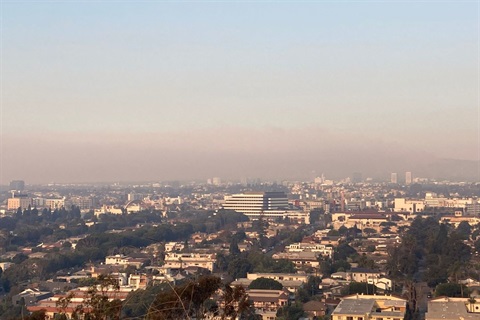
0;177;479;319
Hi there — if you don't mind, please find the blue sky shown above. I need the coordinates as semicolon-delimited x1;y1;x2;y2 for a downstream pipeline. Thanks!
1;1;479;182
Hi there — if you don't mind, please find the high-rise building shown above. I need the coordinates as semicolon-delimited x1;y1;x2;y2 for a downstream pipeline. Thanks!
223;192;289;214
405;172;412;185
222;192;309;223
7;193;32;211
128;193;143;201
9;180;25;191
390;173;398;184
352;172;362;184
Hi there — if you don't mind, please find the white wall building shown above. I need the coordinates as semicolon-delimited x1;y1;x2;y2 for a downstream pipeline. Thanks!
163;253;216;272
285;243;333;258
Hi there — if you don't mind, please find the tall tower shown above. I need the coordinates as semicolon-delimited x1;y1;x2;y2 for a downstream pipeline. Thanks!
390;173;398;184
9;180;25;191
352;172;362;184
405;172;412;185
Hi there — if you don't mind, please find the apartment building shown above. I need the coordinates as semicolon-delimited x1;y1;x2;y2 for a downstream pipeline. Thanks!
246;289;290;312
426;297;480;320
163;252;216;272
222;192;310;224
105;254;148;269
272;252;320;269
331;294;406;320
332;212;390;232
231;272;308;293
347;268;393;291
394;198;425;213
223;192;289;214
286;242;334;258
7;194;32;210
27;286;132;319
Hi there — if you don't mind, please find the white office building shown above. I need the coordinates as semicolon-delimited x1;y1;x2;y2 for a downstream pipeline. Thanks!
223;192;289;215
222;192;310;224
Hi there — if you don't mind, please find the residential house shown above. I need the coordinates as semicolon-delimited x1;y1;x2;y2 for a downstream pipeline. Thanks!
13;288;52;306
163;252;216;272
272;252;320;269
426;297;480;320
347;268;393;291
303;300;328;319
331;294;407;320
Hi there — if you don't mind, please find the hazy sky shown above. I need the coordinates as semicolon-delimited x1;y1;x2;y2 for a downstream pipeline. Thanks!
1;1;479;183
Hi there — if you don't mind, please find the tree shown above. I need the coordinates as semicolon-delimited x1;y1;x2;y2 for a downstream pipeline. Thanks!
221;285;253;320
342;282;377;295
229;239;241;256
122;284;169;318
357;253;376;270
228;257;252;279
24;309;48;320
12;253;28;264
148;275;222;320
363;228;377;236
472;240;480;257
334;243;357;261
435;283;469;298
338;226;348;235
57;274;122;320
146;276;254;320
457;221;472;239
248;278;283;290
276;304;305;320
296;276;322;302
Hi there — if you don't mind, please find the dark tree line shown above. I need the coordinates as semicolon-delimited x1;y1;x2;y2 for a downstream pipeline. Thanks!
386;217;472;287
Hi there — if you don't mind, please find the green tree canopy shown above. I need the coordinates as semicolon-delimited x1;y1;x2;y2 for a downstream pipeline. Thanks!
435;283;470;298
248;277;283;290
342;282;377;295
276;304;305;320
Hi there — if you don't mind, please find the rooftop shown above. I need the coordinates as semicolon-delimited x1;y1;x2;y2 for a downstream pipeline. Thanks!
332;299;375;315
426;300;478;320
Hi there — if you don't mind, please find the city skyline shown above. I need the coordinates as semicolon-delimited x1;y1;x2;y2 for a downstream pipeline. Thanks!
1;1;479;183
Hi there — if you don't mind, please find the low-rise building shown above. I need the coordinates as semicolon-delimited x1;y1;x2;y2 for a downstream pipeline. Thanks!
27;286;133;319
303;300;328;319
128;273;150;290
331;294;407;320
285;242;334;258
7;195;32;211
247;272;309;283
12;289;52;307
426;297;480;320
105;254;148;269
394;198;425;213
231;273;308;293
439;211;480;227
272;252;320;269
165;242;185;252
246;289;290;312
163;252;216;272
347;268;392;291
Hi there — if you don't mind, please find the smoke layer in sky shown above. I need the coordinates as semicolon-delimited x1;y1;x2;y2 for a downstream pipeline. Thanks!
1;2;478;183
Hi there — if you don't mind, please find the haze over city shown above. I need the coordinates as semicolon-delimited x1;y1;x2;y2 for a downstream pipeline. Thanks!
1;1;479;183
